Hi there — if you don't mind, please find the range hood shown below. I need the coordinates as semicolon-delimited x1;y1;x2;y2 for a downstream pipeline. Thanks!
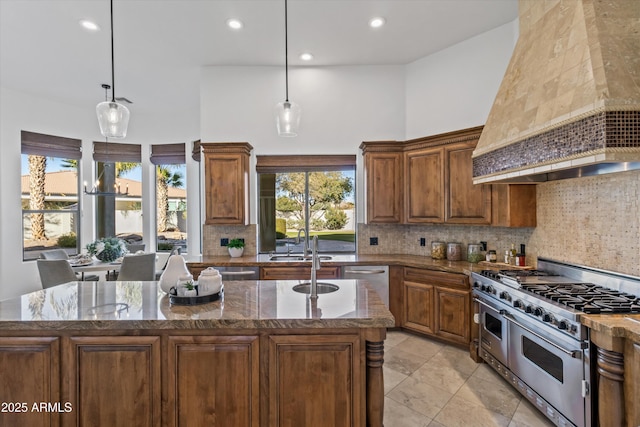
473;0;640;184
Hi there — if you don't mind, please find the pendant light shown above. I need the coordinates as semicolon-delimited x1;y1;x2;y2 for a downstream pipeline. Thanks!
96;0;130;139
275;0;301;137
86;84;130;197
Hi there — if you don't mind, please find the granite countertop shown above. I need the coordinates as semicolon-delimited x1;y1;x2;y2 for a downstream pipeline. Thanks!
0;280;394;331
580;314;640;344
186;254;492;276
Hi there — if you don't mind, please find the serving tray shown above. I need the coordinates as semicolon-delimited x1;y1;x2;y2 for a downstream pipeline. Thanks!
169;288;223;305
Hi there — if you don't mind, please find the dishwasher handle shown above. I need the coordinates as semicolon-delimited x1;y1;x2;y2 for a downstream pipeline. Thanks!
343;269;386;275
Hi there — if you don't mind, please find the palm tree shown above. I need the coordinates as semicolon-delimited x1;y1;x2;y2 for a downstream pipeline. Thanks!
156;166;184;232
28;154;47;240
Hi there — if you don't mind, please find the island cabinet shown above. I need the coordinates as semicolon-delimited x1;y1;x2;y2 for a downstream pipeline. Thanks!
359;142;403;223
402;267;471;345
0;337;60;427
202;142;253;225
260;265;341;280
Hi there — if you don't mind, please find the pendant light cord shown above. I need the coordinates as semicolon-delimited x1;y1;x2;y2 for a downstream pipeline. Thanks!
110;0;116;103
284;0;289;102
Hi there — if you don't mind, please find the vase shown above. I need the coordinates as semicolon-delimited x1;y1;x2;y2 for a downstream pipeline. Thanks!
96;248;122;263
158;255;190;294
228;247;244;258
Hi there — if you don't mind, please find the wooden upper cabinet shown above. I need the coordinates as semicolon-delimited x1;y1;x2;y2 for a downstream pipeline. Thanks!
360;142;403;223
405;147;444;223
445;141;491;224
202;142;253;225
492;184;537;227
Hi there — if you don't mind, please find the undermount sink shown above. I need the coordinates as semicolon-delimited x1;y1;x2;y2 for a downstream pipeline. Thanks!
269;255;333;261
292;282;340;294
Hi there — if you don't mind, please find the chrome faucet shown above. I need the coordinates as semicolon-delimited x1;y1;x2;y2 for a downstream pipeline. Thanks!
296;228;309;257
310;235;321;299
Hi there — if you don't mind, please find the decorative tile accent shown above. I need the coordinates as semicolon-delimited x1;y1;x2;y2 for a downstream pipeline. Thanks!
473;111;640;177
203;224;256;256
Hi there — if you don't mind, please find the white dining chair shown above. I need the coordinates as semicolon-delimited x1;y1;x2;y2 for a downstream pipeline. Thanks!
117;253;157;281
37;259;78;289
40;249;99;281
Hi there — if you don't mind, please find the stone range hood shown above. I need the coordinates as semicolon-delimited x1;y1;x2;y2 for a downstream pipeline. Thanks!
472;0;640;184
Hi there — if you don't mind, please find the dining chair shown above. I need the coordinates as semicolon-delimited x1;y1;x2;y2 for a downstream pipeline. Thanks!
155;245;182;280
126;243;146;253
117;253;157;281
37;259;78;289
40;249;99;281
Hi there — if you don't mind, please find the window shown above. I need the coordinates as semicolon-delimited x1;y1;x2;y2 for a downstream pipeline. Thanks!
256;155;356;254
92;141;142;241
151;143;187;252
21;131;82;261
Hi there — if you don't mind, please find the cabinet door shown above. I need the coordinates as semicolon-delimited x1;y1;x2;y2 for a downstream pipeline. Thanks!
445;142;491;224
63;336;161;427
403;281;434;334
203;143;252;225
435;288;470;344
260;266;341;280
491;184;537;227
0;337;60;427
166;335;259;427
268;334;361;427
405;147;444;223
364;152;403;223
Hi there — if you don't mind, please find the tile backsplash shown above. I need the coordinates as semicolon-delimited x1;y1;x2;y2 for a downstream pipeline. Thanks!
203;224;257;256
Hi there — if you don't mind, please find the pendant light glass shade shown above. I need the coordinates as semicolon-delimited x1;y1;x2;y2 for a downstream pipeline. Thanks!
96;101;130;138
275;100;301;137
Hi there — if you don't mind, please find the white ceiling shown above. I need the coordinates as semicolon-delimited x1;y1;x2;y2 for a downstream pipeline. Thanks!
0;0;518;115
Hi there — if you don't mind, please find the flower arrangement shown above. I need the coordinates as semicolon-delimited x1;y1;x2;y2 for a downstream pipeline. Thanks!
86;237;127;262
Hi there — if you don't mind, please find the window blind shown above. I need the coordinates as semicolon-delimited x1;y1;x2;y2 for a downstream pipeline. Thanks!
255;155;356;173
21;131;82;159
93;141;141;163
150;143;186;165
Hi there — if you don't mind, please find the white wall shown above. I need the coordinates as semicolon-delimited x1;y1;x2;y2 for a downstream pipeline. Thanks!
200;65;406;224
0;87;199;300
405;20;518;139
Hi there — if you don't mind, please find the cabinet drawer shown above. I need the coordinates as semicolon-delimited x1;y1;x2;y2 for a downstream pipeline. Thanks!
403;267;468;290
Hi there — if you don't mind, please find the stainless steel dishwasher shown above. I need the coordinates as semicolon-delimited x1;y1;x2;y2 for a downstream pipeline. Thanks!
341;265;389;307
214;266;260;281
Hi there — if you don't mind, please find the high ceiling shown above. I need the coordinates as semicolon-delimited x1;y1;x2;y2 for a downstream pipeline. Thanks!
0;0;518;115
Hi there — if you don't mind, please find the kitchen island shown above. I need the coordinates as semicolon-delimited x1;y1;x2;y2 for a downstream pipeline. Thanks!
0;279;393;427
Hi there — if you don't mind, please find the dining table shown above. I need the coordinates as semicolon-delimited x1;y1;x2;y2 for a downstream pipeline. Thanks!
70;258;122;280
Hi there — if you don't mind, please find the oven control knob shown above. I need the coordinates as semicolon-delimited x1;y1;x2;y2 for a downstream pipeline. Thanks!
513;300;524;309
558;320;569;330
525;305;534;314
534;307;545;317
473;281;481;289
542;313;554;323
486;285;495;294
499;291;509;300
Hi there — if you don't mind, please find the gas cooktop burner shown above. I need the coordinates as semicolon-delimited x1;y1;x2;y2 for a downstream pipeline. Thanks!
520;283;640;314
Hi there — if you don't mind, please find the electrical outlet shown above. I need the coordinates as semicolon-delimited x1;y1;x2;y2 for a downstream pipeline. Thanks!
370;237;378;246
480;241;487;251
239;238;245;244
221;238;229;247
419;237;426;246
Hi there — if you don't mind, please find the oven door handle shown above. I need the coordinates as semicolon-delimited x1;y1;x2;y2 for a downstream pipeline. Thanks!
473;298;508;315
503;313;582;359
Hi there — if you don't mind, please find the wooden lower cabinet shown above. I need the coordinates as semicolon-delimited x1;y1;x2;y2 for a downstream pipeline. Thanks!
268;334;361;427
402;268;471;345
166;335;259;427
0;337;60;427
260;266;341;280
63;336;162;427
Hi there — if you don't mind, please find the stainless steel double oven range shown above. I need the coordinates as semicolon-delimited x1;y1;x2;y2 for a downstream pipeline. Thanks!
472;257;640;427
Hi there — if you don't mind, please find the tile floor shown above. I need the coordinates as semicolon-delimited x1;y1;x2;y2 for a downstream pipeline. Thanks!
383;330;556;427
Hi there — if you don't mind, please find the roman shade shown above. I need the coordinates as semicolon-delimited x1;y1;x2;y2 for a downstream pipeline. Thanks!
93;141;141;163
255;155;356;173
150;143;186;165
21;131;82;159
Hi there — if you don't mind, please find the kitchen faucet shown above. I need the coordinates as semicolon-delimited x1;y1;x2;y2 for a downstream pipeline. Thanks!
310;235;321;299
296;228;309;257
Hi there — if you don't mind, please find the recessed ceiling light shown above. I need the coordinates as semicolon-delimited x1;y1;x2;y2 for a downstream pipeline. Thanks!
300;52;314;61
79;19;100;32
227;18;243;30
369;17;386;28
